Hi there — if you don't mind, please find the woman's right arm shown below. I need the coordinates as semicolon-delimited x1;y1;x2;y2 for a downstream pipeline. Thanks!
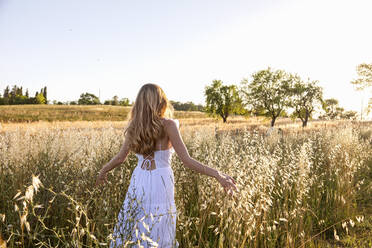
164;119;237;194
95;137;130;187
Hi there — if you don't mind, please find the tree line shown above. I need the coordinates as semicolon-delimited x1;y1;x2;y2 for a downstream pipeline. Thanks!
0;86;205;112
0;85;47;105
2;62;369;122
68;93;205;111
204;66;366;126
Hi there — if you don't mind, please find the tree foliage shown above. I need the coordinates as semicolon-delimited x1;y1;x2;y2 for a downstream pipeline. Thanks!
320;98;346;120
0;85;47;105
78;93;101;105
119;97;131;106
204;80;244;123
351;63;372;91
289;76;323;127
351;63;372;119
104;96;131;106
342;110;358;120
241;67;293;126
170;101;204;112
35;93;46;104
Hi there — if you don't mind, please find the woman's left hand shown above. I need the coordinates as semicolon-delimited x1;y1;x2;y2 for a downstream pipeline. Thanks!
95;170;108;187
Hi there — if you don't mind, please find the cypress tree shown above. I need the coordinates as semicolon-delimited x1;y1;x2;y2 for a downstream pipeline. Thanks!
3;86;10;98
11;85;17;98
43;86;47;103
16;86;23;96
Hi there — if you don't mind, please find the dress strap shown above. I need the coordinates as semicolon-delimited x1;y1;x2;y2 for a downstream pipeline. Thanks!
141;153;156;170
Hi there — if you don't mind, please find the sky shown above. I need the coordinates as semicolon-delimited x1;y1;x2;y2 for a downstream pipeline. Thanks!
0;0;371;114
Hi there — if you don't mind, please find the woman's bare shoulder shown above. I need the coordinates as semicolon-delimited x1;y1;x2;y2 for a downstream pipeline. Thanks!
161;118;179;130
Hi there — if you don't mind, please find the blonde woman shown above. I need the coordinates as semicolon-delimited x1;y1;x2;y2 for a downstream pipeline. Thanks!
95;84;237;247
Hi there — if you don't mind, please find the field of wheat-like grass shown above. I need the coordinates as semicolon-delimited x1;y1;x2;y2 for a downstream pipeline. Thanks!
0;119;371;247
0;105;207;122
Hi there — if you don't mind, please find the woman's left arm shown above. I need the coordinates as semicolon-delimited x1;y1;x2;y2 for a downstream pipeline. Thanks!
95;138;130;186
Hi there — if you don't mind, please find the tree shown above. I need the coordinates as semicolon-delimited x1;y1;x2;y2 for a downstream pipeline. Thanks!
320;98;345;120
112;95;119;105
78;92;100;105
42;86;47;104
351;63;372;90
16;86;23;96
11;85;17;98
35;93;46;104
3;86;10;98
241;67;293;127
2;86;10;104
351;63;372;120
204;80;244;123
119;97;131;106
341;110;358;120
289;76;323;127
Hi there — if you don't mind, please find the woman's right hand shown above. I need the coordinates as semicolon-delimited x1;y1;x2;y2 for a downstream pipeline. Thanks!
216;172;238;196
95;169;108;187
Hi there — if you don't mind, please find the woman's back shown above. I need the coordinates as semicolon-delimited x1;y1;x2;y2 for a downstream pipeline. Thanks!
136;118;179;170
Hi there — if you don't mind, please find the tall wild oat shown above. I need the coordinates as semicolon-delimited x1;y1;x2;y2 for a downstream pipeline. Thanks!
0;121;371;247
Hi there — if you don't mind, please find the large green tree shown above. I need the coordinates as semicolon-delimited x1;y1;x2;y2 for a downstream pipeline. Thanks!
204;80;244;123
78;92;100;105
289;76;323;127
241;67;293;127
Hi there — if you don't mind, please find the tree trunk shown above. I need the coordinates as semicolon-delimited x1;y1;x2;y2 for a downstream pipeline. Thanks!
271;116;277;127
302;114;309;127
221;112;228;123
302;120;307;127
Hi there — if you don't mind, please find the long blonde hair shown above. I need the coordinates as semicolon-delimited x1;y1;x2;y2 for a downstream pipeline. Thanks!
125;84;173;155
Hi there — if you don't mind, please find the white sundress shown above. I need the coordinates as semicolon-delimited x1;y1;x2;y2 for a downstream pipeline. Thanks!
109;120;179;248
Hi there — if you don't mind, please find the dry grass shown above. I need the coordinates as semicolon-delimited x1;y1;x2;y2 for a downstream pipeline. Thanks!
0;118;371;247
0;105;207;122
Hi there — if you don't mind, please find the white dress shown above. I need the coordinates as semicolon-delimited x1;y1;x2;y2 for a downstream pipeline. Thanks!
110;120;179;248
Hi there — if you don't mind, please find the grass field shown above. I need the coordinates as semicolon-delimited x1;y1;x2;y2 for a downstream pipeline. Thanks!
0;106;371;247
0;105;207;122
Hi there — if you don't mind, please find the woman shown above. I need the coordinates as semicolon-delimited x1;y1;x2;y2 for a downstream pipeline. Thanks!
95;84;237;247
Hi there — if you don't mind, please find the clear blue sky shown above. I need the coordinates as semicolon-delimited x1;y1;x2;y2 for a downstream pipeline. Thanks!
0;0;371;113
